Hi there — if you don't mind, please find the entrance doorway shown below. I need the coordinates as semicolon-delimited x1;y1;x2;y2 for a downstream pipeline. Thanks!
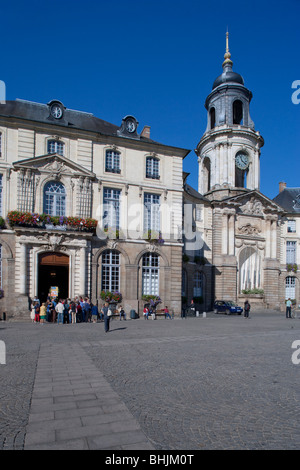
38;252;69;302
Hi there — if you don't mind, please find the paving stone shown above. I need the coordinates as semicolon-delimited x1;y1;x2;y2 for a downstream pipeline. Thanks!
0;311;300;450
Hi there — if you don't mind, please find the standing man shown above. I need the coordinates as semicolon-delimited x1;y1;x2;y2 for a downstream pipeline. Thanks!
244;300;251;318
286;298;292;319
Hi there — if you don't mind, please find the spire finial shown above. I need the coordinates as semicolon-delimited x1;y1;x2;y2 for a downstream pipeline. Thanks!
222;30;233;68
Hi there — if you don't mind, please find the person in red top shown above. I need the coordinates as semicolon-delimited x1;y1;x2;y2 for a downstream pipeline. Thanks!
164;306;172;319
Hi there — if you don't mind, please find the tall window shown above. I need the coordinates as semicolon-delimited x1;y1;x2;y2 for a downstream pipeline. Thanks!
233;100;243;125
193;271;203;297
0;132;2;157
146;156;160;179
105;150;121;173
144;193;160;232
239;247;261;292
286;241;297;264
142;253;159;296
210;107;215;129
285;276;296;300
0;174;2;216
103;188;121;229
43;181;66;216
102;250;120;293
182;270;187;297
47;139;65;156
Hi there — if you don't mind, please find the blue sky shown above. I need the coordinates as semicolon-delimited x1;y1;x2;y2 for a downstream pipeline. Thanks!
0;0;299;199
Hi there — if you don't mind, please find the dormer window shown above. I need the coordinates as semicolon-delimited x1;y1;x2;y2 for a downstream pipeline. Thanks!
105;150;121;174
146;156;160;179
47;139;64;156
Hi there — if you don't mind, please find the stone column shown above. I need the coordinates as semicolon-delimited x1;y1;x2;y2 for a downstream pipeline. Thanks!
19;242;27;295
80;246;86;296
228;211;235;256
222;212;228;255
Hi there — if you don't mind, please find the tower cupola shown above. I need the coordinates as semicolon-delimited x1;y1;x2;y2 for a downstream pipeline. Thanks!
196;32;264;196
205;32;254;131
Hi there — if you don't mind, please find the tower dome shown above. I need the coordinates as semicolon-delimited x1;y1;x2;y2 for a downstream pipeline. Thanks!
196;32;264;196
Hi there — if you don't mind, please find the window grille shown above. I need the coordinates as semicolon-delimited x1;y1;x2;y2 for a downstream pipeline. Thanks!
105;150;121;173
43;181;66;216
142;253;159;296
103;188;121;229
144;193;160;232
285;276;296;300
286;241;296;264
101;250;120;293
287;220;296;233
146;157;159;179
47;140;65;156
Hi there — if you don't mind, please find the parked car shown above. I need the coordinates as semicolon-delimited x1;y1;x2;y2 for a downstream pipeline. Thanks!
213;300;243;315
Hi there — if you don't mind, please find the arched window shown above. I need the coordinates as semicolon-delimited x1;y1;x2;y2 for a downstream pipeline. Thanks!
239;247;261;292
203;157;211;193
233;100;243;125
142;252;159;296
101;250;120;293
47;139;65;156
43;181;66;216
193;271;203;297
105;150;121;173
146;156;160;179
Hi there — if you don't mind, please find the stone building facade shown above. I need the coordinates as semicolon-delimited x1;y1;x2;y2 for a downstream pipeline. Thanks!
0;35;296;320
273;183;300;309
182;34;288;312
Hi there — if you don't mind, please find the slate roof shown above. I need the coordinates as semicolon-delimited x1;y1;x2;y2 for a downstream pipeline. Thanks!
273;188;300;214
0;99;190;156
184;183;210;202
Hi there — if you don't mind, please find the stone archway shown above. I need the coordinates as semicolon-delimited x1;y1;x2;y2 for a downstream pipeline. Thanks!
38;252;69;302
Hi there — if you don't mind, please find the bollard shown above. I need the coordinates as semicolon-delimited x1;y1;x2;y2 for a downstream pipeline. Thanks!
2;312;6;321
203;311;206;318
196;311;199;317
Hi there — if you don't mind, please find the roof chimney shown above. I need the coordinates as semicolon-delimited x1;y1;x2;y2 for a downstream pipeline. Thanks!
279;182;286;193
141;125;150;139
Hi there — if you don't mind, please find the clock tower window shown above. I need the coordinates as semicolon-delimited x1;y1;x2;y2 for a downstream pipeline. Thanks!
233;100;243;125
210;107;216;129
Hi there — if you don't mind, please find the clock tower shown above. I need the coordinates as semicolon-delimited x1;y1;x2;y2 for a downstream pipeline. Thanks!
196;33;264;197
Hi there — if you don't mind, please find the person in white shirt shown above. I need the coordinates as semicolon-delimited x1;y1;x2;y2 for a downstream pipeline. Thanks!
55;300;64;324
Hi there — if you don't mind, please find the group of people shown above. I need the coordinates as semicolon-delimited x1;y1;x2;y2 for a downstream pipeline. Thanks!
30;296;126;326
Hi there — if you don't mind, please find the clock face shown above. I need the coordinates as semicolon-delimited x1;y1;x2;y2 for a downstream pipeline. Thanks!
235;152;249;170
126;119;135;133
51;104;63;119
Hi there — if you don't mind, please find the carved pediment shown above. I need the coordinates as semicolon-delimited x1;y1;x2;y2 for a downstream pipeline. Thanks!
224;191;284;216
239;197;264;216
13;153;96;179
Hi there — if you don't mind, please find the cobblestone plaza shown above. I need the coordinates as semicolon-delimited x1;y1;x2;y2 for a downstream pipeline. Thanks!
1;311;300;450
